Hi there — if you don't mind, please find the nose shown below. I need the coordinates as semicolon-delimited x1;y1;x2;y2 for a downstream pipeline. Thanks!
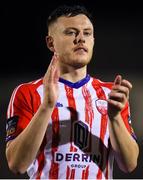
74;32;85;44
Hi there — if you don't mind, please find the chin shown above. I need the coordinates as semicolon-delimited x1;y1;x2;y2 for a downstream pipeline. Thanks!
70;59;90;68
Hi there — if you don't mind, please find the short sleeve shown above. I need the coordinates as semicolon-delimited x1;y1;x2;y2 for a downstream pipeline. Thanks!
6;84;40;142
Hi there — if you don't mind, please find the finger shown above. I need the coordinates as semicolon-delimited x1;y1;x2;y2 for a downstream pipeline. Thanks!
54;51;59;57
44;54;59;82
111;86;129;98
121;79;132;90
107;99;124;110
50;53;59;68
50;54;60;82
114;75;122;85
108;91;126;103
46;53;59;74
53;68;60;83
45;53;59;74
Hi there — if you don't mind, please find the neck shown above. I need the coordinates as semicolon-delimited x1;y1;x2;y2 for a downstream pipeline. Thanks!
59;64;87;83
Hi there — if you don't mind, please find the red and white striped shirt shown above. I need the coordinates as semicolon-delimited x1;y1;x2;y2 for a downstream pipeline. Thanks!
6;75;136;179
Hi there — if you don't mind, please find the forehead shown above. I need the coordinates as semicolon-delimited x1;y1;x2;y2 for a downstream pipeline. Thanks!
52;14;93;31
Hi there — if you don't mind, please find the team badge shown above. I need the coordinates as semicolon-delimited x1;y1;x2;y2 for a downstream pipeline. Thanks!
95;99;108;115
6;116;19;140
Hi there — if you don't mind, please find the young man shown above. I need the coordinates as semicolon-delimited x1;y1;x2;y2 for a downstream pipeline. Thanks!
6;5;139;179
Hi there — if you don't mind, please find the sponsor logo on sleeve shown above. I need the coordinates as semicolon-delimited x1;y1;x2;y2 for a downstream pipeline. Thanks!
6;116;19;137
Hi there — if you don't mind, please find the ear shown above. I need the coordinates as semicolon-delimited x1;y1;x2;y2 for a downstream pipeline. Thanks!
45;36;55;52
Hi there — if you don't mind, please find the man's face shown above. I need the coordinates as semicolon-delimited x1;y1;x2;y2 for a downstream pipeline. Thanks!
48;14;94;68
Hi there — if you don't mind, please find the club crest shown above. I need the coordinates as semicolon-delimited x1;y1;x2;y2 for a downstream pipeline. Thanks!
95;99;108;115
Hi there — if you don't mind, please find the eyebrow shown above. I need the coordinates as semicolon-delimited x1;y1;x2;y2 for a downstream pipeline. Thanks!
64;27;93;31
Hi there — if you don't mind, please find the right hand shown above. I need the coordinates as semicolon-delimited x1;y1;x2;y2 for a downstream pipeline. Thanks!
42;53;60;108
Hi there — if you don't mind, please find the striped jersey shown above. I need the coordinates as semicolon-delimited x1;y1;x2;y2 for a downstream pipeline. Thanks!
6;74;136;179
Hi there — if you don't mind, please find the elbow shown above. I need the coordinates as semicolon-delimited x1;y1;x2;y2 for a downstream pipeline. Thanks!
6;141;28;174
119;142;139;173
123;161;137;173
121;154;138;173
7;159;27;174
125;144;139;173
117;152;139;173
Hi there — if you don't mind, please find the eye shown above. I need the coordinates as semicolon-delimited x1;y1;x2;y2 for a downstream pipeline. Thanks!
66;31;76;36
84;32;92;36
64;29;77;36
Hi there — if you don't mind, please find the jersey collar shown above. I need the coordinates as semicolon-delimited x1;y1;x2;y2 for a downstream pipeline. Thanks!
59;74;90;89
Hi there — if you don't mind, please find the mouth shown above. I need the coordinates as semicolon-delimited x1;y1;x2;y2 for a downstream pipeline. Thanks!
74;46;88;53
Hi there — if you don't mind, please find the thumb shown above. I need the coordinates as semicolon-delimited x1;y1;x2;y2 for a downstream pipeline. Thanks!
114;75;122;85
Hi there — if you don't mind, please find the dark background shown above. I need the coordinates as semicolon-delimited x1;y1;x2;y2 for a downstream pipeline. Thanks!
1;0;143;178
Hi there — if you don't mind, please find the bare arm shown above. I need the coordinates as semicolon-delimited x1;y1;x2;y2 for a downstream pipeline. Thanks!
6;53;60;174
108;75;139;173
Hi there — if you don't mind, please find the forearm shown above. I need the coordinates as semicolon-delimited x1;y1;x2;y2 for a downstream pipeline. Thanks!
109;114;139;172
6;104;54;174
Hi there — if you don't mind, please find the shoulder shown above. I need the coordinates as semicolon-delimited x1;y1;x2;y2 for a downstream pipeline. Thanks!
14;78;43;93
7;78;44;117
11;78;43;102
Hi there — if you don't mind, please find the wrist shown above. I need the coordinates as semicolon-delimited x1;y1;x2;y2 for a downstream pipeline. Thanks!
108;112;121;122
39;103;55;112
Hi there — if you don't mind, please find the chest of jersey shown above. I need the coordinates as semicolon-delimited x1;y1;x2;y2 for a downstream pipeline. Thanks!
27;78;114;179
38;80;111;166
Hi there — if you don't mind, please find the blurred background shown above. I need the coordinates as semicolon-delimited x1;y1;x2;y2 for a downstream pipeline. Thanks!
1;0;143;178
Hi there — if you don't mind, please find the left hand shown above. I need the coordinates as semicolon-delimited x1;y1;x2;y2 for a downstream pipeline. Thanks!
107;75;132;119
